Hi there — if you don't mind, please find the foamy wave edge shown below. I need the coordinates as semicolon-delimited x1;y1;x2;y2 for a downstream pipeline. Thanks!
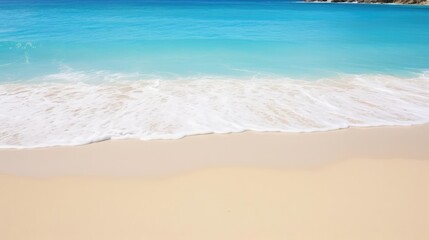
1;70;429;148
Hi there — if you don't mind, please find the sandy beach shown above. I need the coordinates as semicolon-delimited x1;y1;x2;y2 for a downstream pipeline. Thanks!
0;125;428;240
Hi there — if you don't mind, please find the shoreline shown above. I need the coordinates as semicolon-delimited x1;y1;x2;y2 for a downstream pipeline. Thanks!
2;71;428;149
1;124;428;176
2;121;429;150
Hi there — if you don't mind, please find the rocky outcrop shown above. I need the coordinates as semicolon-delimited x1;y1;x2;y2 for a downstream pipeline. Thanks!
305;0;428;4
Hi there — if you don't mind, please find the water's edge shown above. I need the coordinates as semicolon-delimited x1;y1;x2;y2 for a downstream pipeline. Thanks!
1;70;428;149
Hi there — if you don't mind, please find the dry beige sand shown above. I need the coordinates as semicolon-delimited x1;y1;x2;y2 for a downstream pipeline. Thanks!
0;125;429;240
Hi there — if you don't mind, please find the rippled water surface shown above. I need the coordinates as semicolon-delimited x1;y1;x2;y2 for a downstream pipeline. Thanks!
0;0;428;147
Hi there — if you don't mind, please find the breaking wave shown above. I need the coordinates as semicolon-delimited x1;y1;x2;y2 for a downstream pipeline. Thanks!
1;70;429;148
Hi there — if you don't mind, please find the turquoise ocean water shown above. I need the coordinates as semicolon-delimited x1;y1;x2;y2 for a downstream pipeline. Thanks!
1;0;428;147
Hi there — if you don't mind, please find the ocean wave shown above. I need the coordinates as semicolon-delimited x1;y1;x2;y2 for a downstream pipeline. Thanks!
1;70;429;148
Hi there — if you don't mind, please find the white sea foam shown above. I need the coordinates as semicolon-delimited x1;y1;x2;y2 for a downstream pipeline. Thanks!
1;70;429;148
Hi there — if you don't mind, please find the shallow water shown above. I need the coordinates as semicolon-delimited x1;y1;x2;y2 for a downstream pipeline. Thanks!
0;0;428;147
